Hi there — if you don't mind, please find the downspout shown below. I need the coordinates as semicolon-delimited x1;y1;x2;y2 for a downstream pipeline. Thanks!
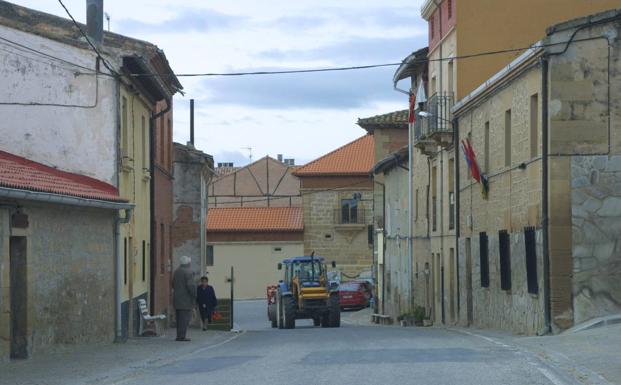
453;117;460;319
541;57;551;334
408;103;414;312
149;98;172;314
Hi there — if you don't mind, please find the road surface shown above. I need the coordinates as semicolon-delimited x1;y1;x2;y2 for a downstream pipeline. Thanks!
116;300;582;385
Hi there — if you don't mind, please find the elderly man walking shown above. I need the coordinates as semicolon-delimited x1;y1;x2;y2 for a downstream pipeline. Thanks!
172;256;196;341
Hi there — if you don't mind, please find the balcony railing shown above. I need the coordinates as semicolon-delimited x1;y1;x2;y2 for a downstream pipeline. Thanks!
334;208;367;225
428;92;454;135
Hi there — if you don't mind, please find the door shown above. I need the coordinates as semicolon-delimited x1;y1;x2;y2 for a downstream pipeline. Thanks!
10;236;28;359
449;248;455;323
465;238;473;325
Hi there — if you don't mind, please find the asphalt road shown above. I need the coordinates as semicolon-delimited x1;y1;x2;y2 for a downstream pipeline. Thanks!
117;300;582;385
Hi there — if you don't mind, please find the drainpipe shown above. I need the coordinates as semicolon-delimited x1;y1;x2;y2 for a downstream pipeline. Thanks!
115;208;132;341
408;108;414;311
453;117;460;319
541;57;551;334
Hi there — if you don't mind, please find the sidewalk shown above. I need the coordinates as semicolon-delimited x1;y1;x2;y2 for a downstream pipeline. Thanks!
0;328;240;385
514;323;621;385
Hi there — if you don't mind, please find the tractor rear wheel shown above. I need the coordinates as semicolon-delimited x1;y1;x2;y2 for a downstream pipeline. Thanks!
328;294;341;327
320;312;330;328
283;295;296;329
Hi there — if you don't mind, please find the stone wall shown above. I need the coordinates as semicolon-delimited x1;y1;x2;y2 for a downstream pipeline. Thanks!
570;156;621;324
459;230;546;335
455;61;544;333
0;203;116;360
302;188;373;276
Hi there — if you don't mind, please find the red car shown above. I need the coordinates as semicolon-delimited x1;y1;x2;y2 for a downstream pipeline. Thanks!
339;281;371;310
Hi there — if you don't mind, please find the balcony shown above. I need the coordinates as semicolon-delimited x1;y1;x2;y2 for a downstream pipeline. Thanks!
334;208;367;225
427;93;454;147
414;113;437;156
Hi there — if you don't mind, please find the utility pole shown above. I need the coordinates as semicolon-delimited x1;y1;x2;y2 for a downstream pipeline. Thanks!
240;146;253;163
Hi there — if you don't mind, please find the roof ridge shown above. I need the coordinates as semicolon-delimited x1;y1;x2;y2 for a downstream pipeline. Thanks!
293;134;372;176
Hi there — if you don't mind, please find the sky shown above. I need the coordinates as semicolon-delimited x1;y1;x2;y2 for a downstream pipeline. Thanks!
13;0;427;166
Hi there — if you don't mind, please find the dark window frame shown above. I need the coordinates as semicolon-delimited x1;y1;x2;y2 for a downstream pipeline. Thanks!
479;232;489;288
525;227;539;294
499;230;511;291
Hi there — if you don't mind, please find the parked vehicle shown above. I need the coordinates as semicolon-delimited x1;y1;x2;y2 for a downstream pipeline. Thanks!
339;280;371;310
267;255;341;329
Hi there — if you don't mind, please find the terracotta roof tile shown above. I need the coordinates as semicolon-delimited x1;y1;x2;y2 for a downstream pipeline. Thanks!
293;135;375;177
207;207;303;233
0;150;126;203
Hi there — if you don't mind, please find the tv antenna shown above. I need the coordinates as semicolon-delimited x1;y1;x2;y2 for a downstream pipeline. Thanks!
240;146;253;162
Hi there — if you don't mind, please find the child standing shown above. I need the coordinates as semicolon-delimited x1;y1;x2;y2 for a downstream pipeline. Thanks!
196;276;218;331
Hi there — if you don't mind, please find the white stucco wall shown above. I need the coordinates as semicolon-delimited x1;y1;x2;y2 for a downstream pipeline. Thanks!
0;25;117;185
208;242;304;300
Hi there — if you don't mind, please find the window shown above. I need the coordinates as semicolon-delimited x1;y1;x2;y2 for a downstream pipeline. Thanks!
432;166;437;232
159;116;165;165
123;237;128;285
431;76;437;96
167;118;172;170
505;109;512;167
206;245;214;266
341;199;358;224
449;158;455;230
499;230;511;290
479;232;489;288
367;225;374;245
448;60;454;96
525;227;539;294
448;0;453;19
160;224;165;275
430;16;435;39
141;240;146;282
415;189;419;220
484;122;490;173
141;116;147;170
530;94;539;158
121;97;129;156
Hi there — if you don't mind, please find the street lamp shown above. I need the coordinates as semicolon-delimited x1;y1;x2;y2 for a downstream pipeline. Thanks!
418;111;432;118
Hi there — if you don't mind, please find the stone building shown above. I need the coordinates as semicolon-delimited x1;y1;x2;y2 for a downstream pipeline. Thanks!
172;143;214;284
0;1;181;339
293;135;375;277
454;8;621;334
206;207;304;299
0;151;132;361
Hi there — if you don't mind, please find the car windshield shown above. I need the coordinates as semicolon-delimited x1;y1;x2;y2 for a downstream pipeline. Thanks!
339;283;360;292
292;260;322;282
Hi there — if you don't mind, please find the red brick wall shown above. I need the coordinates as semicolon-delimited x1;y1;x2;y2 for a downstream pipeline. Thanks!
152;100;174;317
428;0;457;52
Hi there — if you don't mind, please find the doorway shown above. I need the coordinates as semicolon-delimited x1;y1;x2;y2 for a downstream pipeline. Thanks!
10;236;28;359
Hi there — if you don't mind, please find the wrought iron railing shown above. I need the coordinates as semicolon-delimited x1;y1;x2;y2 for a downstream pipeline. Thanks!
428;93;454;135
334;208;367;225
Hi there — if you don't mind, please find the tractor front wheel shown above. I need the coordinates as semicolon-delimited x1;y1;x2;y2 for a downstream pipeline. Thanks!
283;295;296;329
313;317;321;327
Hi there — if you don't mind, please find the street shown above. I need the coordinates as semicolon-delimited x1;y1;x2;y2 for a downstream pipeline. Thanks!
113;301;580;385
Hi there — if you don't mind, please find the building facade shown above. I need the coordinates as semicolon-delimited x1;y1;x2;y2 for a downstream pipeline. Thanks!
0;151;131;361
172;143;214;286
293;135;375;277
0;1;181;339
152;100;175;319
208;156;301;208
454;8;621;334
206;207;304;299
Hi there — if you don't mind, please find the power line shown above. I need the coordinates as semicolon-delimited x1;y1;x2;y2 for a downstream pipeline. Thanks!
119;37;589;79
57;0;118;77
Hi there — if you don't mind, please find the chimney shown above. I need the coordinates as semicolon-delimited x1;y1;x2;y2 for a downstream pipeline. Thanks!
86;0;104;46
277;154;283;162
190;99;195;146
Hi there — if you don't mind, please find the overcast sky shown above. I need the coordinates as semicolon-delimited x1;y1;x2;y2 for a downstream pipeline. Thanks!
13;0;427;166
